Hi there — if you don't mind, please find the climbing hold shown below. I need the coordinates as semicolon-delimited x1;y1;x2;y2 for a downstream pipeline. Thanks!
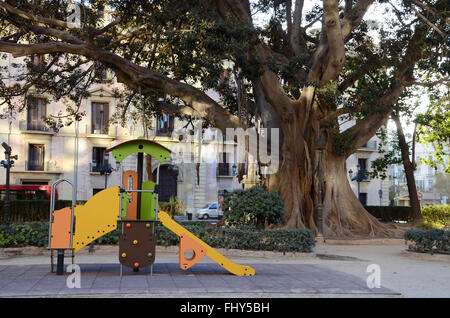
134;262;139;268
121;253;127;258
133;240;138;245
126;223;131;228
147;252;153;257
146;223;151;229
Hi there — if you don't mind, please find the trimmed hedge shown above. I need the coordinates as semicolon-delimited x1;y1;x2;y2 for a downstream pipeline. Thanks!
404;228;449;255
365;206;412;222
0;200;85;223
0;221;315;253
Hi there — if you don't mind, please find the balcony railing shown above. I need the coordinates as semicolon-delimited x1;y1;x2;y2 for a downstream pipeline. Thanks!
217;163;233;177
90;162;103;173
85;125;118;137
359;140;377;150
22;160;60;172
19;120;51;132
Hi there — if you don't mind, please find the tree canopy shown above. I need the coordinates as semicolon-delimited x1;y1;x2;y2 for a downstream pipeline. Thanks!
0;0;448;236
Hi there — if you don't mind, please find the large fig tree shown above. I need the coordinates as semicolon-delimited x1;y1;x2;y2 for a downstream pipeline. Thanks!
0;0;447;237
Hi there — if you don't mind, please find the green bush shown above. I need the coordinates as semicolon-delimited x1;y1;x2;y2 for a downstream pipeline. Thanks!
365;206;412;222
0;221;315;253
421;205;450;229
404;228;449;254
0;200;86;223
0;222;49;247
223;186;285;229
158;197;185;217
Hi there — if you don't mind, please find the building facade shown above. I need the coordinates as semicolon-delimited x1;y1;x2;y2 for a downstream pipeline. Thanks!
0;55;244;215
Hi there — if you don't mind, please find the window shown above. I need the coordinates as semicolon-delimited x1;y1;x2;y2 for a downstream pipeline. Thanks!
28;144;45;171
92;147;106;172
358;158;368;179
156;113;174;136
358;158;367;171
209;202;218;209
91;102;109;134
31;54;45;68
359;193;368;206
94;62;108;82
218;152;231;176
27;97;47;131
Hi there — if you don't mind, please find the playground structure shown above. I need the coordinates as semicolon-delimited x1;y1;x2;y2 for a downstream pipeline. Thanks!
47;138;255;277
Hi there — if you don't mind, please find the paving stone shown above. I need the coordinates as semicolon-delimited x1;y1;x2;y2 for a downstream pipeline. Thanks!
0;263;399;296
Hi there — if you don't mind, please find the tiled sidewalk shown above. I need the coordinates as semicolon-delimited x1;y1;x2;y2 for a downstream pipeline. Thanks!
0;263;399;296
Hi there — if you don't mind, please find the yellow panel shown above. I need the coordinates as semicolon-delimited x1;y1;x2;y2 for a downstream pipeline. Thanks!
158;211;255;276
72;186;120;253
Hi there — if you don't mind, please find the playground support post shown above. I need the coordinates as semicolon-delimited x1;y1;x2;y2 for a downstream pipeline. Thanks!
56;249;64;275
136;152;144;220
49;178;75;275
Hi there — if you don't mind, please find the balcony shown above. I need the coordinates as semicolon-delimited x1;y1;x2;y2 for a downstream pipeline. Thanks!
89;162;103;174
11;160;62;174
359;140;377;151
85;124;117;139
19;120;54;135
217;163;234;178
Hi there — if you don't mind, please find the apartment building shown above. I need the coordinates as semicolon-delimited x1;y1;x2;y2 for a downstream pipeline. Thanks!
346;138;390;206
0;55;244;215
389;143;448;206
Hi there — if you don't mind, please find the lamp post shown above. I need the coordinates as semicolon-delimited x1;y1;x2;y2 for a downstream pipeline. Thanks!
314;138;326;238
348;164;368;204
1;142;18;226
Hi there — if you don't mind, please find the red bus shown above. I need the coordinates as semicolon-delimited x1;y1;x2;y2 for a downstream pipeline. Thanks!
0;184;57;200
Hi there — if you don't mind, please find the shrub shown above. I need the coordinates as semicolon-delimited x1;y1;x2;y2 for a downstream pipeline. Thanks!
421;205;450;229
0;221;315;253
158;197;185;217
404;228;449;254
155;222;314;253
0;222;49;247
223;185;285;229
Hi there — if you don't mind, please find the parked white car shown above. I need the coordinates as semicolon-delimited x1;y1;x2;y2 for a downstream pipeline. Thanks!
195;202;219;219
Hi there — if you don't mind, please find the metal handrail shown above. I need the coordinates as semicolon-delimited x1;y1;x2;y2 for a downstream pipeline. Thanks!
48;178;75;249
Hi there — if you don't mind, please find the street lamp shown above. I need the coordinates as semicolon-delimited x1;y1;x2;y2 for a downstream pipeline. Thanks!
314;138;326;238
1;142;18;226
348;164;368;204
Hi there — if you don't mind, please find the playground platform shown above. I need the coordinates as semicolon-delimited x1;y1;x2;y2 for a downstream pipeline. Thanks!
0;262;397;297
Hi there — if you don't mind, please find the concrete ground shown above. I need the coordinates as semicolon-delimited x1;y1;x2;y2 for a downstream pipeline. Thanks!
0;242;449;298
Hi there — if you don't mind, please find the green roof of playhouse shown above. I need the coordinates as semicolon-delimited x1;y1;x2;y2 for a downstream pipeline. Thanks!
105;138;171;163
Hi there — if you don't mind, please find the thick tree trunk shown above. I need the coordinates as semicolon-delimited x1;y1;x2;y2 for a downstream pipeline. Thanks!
393;113;423;225
265;118;401;238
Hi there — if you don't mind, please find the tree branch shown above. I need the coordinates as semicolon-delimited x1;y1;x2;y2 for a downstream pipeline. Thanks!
290;0;307;56
338;56;379;92
0;38;243;133
411;5;445;38
322;0;346;83
0;2;68;29
341;0;374;41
